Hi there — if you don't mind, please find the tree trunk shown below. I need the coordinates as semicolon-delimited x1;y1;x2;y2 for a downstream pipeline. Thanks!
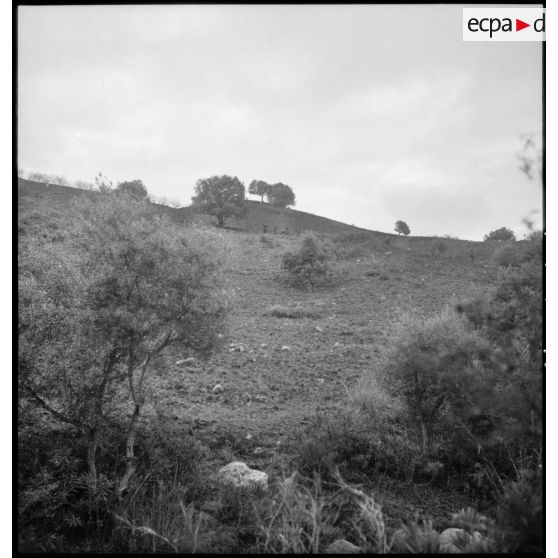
420;416;429;454
115;403;140;500
87;427;98;495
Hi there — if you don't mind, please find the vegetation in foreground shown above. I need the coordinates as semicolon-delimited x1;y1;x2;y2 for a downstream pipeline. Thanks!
18;179;543;553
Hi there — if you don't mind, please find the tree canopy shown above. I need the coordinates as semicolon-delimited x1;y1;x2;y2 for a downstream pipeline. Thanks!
248;180;272;202
192;175;246;227
484;227;516;241
115;179;150;200
19;192;227;495
267;182;296;208
395;220;411;236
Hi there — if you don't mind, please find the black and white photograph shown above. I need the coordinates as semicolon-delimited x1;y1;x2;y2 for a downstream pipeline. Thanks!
16;3;544;553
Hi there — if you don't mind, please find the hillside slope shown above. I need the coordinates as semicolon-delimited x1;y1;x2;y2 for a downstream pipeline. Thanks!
18;178;391;238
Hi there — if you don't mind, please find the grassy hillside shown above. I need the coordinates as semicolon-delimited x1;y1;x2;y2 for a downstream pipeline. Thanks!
18;179;541;553
19;178;392;237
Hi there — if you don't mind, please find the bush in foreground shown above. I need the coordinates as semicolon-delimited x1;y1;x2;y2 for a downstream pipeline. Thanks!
18;192;228;549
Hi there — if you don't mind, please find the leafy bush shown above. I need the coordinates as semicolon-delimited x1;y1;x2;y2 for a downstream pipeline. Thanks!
281;233;331;289
492;244;523;267
19;191;228;501
295;409;420;482
381;309;494;454
484;227;516;241
432;239;448;256
456;260;543;457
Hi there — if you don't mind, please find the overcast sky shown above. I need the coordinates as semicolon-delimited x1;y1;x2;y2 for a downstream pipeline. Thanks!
18;4;543;240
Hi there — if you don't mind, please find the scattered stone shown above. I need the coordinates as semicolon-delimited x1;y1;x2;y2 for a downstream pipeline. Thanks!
281;345;290;351
334;342;341;347
439;528;484;553
253;447;264;455
217;461;268;491
325;539;362;553
246;433;253;440
315;326;323;332
212;384;224;394
260;343;268;348
384;251;392;255
317;378;325;385
175;357;195;365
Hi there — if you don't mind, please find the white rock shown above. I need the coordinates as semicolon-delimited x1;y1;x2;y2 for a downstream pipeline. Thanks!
325;539;362;553
175;357;195;365
217;461;268;492
212;384;224;394
315;326;323;332
281;345;290;351
260;343;268;348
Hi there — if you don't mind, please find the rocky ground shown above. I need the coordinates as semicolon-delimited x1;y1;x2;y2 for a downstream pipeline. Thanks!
137;230;497;527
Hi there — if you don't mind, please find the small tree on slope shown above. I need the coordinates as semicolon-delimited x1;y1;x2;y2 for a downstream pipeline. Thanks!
18;192;228;497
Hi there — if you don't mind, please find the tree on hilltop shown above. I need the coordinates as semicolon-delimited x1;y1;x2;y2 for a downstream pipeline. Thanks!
395;220;411;236
192;175;247;227
116;179;150;201
248;180;272;202
484;227;516;242
267;182;296;208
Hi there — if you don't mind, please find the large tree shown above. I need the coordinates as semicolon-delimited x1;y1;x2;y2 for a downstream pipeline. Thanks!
115;179;150;200
267;183;295;208
248;180;272;202
395;220;410;236
192;175;246;227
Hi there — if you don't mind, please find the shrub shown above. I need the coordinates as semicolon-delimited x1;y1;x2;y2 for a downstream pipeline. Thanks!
457;260;542;456
492;244;522;267
281;233;331;289
19;192;228;502
484;227;516;241
432;239;448;256
381;309;494;454
295;409;420;482
259;234;274;248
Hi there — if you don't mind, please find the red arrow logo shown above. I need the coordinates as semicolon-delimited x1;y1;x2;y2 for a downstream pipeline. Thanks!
516;19;530;31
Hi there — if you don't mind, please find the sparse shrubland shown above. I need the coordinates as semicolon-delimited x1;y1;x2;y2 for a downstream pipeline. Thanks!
18;177;542;553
